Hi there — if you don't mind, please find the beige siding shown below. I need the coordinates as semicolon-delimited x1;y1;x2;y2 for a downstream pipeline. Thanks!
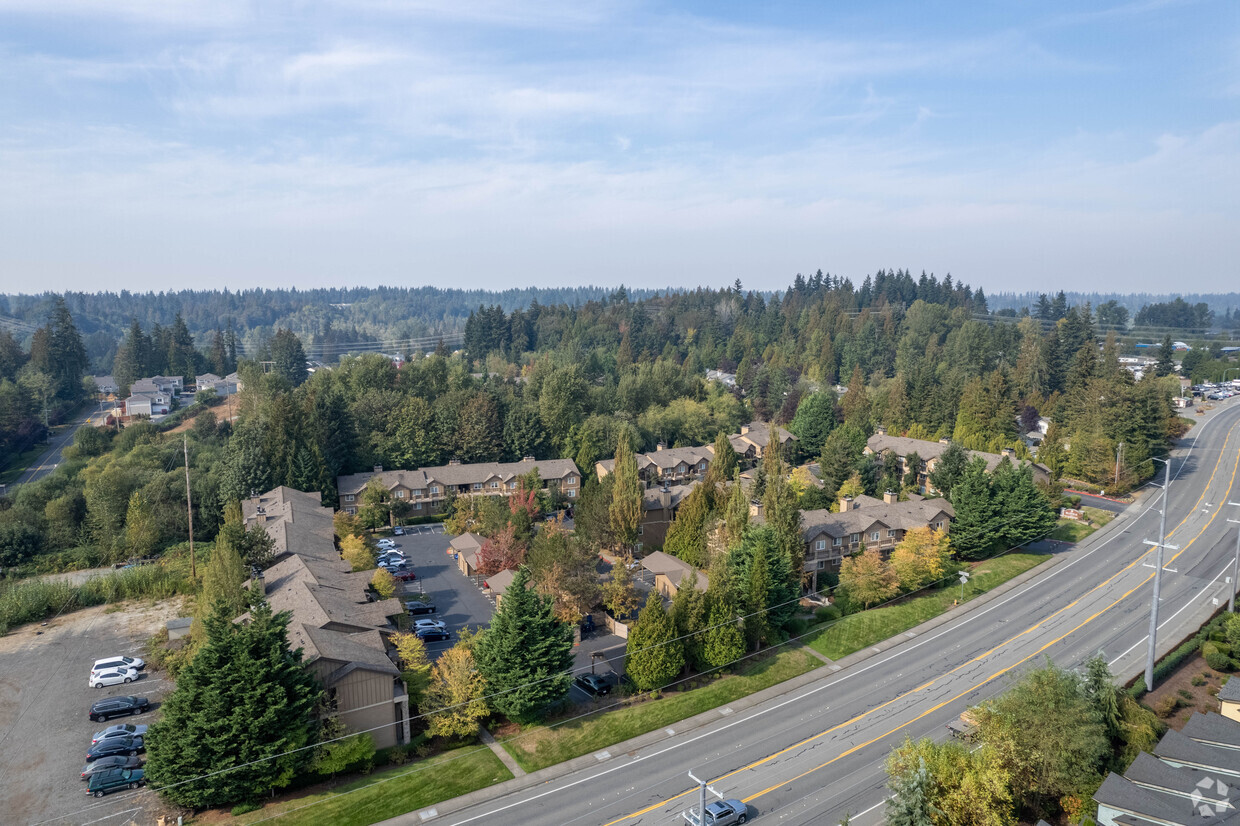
333;670;404;750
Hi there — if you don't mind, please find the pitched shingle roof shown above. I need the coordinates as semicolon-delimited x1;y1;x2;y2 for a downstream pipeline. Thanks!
865;434;1050;477
338;458;580;497
800;498;954;542
288;624;399;680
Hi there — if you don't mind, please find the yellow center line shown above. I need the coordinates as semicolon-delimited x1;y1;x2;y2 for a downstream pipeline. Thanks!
603;426;1240;826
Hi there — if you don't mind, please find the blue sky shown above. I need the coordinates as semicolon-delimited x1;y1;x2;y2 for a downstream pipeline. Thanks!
0;0;1236;294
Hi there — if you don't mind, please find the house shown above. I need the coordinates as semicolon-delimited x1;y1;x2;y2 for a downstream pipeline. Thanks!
639;550;708;599
124;392;171;418
638;482;698;550
130;375;183;396
451;533;486;576
337;458;581;517
92;375;118;396
1094;711;1240;825
728;421;797;463
800;492;954;591
595;444;715;487
240;487;410;749
194;372;240;396
483;567;529;608
864;429;1050;495
705;369;737;388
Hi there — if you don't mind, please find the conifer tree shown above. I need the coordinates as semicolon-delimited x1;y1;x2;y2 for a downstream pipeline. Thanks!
885;756;940;826
124;490;159;560
947;458;997;559
929;442;969;499
723;468;750;548
473;566;574;723
146;601;319;808
609;430;643;553
625;592;683;691
703;598;745;669
194;527;247;640
663;484;712;567
670;570;707;670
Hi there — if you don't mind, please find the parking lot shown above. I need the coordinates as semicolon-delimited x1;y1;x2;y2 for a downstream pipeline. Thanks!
383;528;495;659
0;599;182;826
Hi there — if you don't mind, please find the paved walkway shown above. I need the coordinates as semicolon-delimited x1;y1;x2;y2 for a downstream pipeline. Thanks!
479;727;526;777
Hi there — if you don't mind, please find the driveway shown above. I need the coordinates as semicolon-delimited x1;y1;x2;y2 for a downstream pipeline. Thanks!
383;530;494;659
0;600;183;826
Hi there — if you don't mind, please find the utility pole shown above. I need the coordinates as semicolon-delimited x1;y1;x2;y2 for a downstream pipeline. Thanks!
1227;500;1240;613
1115;442;1124;490
184;435;195;580
1144;457;1177;690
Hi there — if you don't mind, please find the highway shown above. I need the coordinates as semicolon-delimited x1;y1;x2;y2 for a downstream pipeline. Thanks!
381;398;1240;826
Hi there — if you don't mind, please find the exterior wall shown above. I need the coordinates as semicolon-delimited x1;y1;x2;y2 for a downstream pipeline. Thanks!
1222;700;1240;724
340;470;581;515
638;510;674;549
331;669;406;750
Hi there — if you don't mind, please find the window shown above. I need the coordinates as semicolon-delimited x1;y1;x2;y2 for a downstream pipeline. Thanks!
566;476;576;485
508;481;516;489
396;490;405;498
472;483;482;490
489;481;499;489
430;486;439;494
414;489;424;497
699;462;707;470
832;537;842;547
567;489;577;498
887;530;896;538
933;521;943;529
637;525;644;536
414;503;422;510
850;533;860;544
344;494;355;502
870;531;880;542
814;539;826;550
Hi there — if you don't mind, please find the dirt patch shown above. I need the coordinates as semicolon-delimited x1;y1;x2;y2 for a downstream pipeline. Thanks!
1143;653;1226;728
0;596;186;656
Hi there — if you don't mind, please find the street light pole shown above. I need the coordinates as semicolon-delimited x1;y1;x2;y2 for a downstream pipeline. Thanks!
1227;501;1240;613
1144;457;1175;690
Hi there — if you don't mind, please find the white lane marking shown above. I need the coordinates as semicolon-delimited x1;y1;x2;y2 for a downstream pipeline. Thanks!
1108;561;1233;668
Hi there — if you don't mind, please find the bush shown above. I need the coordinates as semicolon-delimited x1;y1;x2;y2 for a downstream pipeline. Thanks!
1153;696;1178;717
1178;688;1194;700
1207;652;1234;672
815;605;842;623
1192;675;1207;686
785;618;809;637
231;802;261;816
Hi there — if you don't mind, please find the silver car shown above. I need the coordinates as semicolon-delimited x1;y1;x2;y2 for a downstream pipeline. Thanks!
683;799;748;826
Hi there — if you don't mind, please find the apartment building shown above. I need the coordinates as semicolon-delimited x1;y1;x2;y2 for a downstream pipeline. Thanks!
337;457;582;516
800;492;954;591
864;429;1050;495
595;444;715;487
728;420;796;462
638;482;698;549
640;550;708;598
241;486;410;750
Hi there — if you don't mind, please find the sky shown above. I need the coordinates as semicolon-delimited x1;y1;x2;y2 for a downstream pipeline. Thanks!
0;0;1236;295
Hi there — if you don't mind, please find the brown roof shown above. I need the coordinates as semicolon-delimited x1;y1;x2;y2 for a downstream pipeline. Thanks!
450;532;485;552
865;434;1050;477
241;486;336;561
800;497;955;543
288;624;399;680
640;551;708;592
596;445;715;476
338;458;580;497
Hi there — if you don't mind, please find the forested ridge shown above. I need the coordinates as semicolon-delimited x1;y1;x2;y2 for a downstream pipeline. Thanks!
0;270;1202;575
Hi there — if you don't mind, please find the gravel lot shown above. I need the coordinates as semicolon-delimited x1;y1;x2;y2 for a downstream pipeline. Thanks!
0;599;183;826
385;529;495;658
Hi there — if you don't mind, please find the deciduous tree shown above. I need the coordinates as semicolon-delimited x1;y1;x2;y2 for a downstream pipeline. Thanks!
890;527;952;591
424;643;489;739
839;547;899;609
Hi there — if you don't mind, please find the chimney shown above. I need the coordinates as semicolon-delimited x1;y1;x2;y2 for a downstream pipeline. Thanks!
448;458;461;465
840;495;854;512
741;424;751;435
1001;447;1015;458
938;438;952;446
883;490;898;505
656;442;666;451
876;425;887;436
749;500;763;519
373;465;383;473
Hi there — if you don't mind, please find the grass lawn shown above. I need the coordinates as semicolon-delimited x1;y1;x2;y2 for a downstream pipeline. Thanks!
1049;506;1117;543
502;647;819;773
225;745;512;826
806;552;1050;661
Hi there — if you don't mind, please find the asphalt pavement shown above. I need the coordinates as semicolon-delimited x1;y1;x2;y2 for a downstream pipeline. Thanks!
374;397;1240;826
9;405;96;489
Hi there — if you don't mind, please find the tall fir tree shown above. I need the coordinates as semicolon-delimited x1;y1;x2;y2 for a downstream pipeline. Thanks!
145;601;320;808
609;429;643;553
625;592;683;691
946;458;998;559
473;566;574;722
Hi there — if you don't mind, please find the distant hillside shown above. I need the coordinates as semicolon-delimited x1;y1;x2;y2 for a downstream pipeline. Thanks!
988;291;1240;318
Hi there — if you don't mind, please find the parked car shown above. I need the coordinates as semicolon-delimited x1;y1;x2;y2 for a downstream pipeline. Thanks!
89;667;139;689
86;734;144;761
574;673;611;696
682;799;749;826
89;695;150;722
86;767;145;797
377;539;397;550
378;550;406;562
92;722;149;745
405;599;438;615
393;527;405;536
415;628;450;643
91;656;145;675
390;568;417;582
413;618;447;632
581;614;596;635
81;754;142;780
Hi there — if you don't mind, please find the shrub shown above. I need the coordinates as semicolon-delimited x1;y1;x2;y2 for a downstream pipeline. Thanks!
231;802;261;816
1178;688;1195;700
815;605;842;623
1153;696;1178;717
1192;675;1207;686
785;617;809;637
1205;650;1232;672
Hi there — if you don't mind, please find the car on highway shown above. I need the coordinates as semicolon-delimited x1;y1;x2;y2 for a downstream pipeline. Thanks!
91;722;149;745
81;754;143;781
91;655;145;675
415;628;450;643
412;618;447;632
86;766;145;797
89;667;139;689
574;673;611;696
405;599;438;615
683;799;749;825
89;695;150;722
86;733;144;761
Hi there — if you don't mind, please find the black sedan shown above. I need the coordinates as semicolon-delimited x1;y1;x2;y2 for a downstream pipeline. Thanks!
405;600;438;615
81;754;143;780
574;673;612;696
86;734;144;762
415;628;450;643
89;695;150;722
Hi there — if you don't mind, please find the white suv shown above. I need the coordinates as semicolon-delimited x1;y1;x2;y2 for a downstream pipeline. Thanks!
91;656;145;676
